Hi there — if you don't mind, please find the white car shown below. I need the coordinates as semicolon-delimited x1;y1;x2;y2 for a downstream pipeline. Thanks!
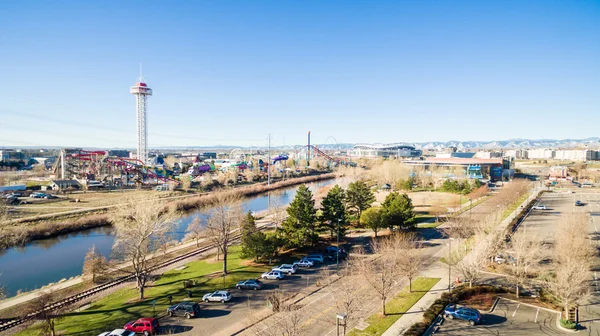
533;205;548;210
261;270;285;280
272;264;297;275
98;329;135;336
293;259;314;268
202;290;232;303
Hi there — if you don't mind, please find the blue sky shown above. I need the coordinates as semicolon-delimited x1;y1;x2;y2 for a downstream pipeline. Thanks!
1;1;599;148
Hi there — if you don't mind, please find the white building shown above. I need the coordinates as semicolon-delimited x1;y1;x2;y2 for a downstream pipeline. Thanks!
503;149;528;159
554;149;596;161
349;144;421;158
527;149;555;160
475;151;503;159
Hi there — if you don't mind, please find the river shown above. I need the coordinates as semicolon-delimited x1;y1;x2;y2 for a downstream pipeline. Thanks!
0;177;348;298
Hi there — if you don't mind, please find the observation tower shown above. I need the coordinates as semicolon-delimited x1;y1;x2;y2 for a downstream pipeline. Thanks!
130;75;152;164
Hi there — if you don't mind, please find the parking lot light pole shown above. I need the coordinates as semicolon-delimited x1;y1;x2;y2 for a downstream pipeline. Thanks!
336;313;347;336
337;218;342;268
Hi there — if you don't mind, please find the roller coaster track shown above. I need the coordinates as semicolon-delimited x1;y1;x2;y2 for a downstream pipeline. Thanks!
0;227;263;332
308;145;340;163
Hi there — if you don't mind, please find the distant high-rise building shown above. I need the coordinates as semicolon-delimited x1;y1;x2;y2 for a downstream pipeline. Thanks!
130;74;153;164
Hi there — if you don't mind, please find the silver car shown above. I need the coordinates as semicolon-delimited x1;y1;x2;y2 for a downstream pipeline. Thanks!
272;264;297;275
261;270;285;280
202;290;232;303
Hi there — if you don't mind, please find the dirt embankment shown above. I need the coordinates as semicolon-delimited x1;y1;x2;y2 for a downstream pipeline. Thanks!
0;173;338;250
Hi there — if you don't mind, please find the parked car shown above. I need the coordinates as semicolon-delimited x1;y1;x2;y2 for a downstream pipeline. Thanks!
444;304;481;325
305;254;324;264
575;200;583;206
202;290;232;303
261;270;285;280
98;329;135;336
167;301;201;318
236;279;263;290
293;258;314;268
123;317;160;336
29;192;46;198
272;264;297;275
533;205;548;210
44;194;57;199
494;254;516;265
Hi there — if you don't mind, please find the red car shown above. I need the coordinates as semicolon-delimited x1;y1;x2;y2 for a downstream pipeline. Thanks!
123;318;159;335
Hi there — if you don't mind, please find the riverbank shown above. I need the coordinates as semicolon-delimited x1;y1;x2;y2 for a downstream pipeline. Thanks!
0;172;338;250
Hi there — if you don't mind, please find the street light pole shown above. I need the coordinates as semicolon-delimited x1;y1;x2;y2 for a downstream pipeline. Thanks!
337;218;342;268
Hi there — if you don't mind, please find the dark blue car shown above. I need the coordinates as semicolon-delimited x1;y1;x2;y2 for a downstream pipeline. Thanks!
444;304;481;325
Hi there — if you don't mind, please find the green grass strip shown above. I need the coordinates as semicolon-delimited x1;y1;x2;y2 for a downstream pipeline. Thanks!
348;277;440;336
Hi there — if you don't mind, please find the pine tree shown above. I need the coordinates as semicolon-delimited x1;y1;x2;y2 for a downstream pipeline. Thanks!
319;185;348;240
382;191;415;230
346;180;375;219
280;185;317;248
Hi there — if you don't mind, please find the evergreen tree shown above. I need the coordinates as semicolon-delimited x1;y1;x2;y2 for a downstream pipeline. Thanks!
382;191;415;230
346;180;375;219
280;185;318;248
241;211;257;238
319;185;348;240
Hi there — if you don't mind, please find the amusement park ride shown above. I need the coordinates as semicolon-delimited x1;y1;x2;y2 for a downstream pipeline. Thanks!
51;130;353;187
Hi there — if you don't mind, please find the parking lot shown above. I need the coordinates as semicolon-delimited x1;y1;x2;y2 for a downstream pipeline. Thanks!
434;298;566;335
155;260;343;336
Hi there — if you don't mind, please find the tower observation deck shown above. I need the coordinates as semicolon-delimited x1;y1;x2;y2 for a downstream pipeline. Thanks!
130;79;152;164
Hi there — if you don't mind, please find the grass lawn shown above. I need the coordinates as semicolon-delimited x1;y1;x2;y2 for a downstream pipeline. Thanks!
15;246;270;336
500;193;530;222
348;277;440;336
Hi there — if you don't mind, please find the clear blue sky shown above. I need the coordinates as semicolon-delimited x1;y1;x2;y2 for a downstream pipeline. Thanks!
1;0;599;148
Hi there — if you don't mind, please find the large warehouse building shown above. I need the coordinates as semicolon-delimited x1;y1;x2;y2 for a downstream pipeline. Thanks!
403;157;509;181
349;143;422;158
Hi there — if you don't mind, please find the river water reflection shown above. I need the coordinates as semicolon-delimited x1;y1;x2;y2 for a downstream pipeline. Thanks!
0;177;347;297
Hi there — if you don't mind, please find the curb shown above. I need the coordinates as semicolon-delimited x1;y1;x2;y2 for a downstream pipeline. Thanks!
487;297;500;313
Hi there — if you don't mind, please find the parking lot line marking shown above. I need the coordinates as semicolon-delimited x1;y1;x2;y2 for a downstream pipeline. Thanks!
512;303;520;317
535;308;539;323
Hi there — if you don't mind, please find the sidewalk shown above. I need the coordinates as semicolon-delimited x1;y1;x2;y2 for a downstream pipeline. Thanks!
381;262;449;336
381;185;539;335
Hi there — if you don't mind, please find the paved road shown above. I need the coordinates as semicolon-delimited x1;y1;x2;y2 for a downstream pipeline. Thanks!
434;298;565;335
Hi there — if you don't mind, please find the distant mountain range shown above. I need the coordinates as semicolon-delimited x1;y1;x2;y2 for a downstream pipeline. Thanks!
4;138;600;152
412;138;600;150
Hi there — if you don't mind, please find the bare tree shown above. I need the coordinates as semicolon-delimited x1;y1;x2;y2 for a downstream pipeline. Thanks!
355;234;411;315
24;291;64;336
547;214;594;318
254;304;305;336
428;205;447;223
444;216;478;239
506;232;543;298
111;197;179;300
201;172;214;189
83;245;109;283
319;269;369;334
548;261;590;320
203;192;243;275
396;233;425;292
185;217;204;247
180;174;192;190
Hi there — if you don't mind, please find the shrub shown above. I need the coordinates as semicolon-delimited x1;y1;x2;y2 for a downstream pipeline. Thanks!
560;318;577;329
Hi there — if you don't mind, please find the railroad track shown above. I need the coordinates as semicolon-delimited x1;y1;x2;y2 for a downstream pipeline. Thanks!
0;227;258;332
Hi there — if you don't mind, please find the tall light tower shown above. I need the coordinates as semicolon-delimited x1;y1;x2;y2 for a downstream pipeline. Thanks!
130;73;152;164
